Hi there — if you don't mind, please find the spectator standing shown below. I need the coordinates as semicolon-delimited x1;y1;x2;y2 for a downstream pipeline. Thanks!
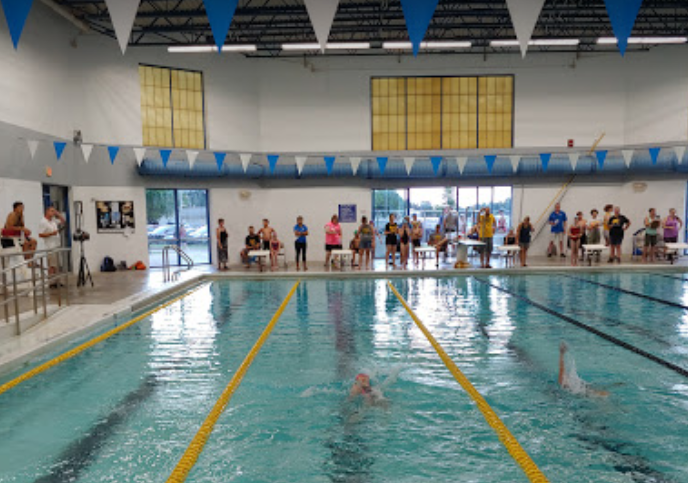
216;218;229;271
399;216;412;269
293;216;309;272
324;215;342;268
547;203;567;258
384;214;399;268
478;207;496;269
663;208;683;243
38;205;65;280
587;209;602;245
608;207;631;263
643;208;661;263
358;216;374;270
258;219;276;250
568;212;585;267
602;204;614;246
517;216;534;267
411;214;423;265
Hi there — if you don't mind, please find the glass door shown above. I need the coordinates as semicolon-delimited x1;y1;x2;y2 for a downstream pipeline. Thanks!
372;189;408;258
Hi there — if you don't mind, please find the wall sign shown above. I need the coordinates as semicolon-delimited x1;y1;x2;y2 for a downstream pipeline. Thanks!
96;201;135;233
338;204;357;223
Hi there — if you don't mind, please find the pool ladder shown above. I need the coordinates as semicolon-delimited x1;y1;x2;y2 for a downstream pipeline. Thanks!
162;245;194;282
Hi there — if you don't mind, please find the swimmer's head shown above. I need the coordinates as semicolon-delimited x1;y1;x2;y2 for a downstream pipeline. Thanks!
356;373;370;387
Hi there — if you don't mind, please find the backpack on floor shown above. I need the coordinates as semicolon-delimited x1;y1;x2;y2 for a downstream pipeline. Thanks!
101;256;117;272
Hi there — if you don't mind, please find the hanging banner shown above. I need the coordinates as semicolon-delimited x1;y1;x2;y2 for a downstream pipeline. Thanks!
485;155;497;173
303;0;340;50
81;144;94;164
295;156;307;175
674;146;686;164
240;153;252;172
133;147;146;167
430;156;442;175
187;150;199;170
540;153;551;171
400;0;440;56
568;152;580;170
324;156;336;175
649;147;661;165
160;149;172;168
103;0;141;54
603;0;643;56
53;141;67;161
596;150;608;169
404;157;415;175
505;0;546;57
350;157;362;175
509;155;520;173
203;0;240;52
1;0;34;49
268;154;279;174
377;156;388;175
214;152;226;171
26;139;38;159
621;149;634;167
108;146;120;165
457;156;468;174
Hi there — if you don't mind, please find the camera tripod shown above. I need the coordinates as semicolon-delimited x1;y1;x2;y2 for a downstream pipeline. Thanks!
77;239;93;288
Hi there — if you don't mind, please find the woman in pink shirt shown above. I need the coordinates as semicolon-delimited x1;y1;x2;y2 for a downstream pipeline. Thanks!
324;214;343;268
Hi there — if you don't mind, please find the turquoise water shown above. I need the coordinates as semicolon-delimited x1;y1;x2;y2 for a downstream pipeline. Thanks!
1;274;687;482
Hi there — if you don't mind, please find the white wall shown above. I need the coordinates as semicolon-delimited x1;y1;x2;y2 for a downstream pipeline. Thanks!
209;187;371;264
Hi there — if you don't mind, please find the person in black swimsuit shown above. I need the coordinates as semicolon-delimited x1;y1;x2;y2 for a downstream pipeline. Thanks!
517;216;534;267
399;216;412;268
216;218;229;270
384;214;399;268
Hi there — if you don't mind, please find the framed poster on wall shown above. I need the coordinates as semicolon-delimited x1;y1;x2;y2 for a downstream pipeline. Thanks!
339;204;357;223
96;201;135;233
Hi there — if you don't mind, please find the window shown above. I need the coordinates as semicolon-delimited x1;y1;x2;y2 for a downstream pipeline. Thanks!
371;76;513;151
139;65;206;150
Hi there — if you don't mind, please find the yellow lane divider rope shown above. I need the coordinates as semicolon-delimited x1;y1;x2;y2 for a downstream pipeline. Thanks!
0;283;208;397
387;282;549;483
166;280;301;483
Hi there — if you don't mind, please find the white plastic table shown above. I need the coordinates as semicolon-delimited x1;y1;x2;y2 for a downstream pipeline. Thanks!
331;249;354;270
665;243;688;264
414;246;437;267
247;250;270;271
496;245;521;267
582;244;608;265
457;239;486;265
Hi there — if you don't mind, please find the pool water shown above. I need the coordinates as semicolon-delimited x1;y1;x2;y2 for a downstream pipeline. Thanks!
1;273;687;482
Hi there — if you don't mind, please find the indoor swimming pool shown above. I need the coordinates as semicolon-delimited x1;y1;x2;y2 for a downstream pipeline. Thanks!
1;273;687;483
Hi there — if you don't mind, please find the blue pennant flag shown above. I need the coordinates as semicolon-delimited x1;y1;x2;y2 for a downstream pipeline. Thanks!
160;149;172;168
430;156;442;175
484;155;497;173
324;156;336;175
596;150;608;169
400;0;439;56
649;147;661;165
540;153;552;172
53;141;66;161
604;0;643;56
377;157;388;175
107;146;119;165
268;154;279;174
1;0;35;49
214;152;226;171
203;0;239;52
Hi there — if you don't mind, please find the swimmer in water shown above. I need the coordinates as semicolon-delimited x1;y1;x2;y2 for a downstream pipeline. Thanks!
559;342;609;398
349;373;387;407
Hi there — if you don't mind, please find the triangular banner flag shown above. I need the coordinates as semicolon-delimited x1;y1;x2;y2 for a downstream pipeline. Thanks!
674;146;686;164
596;150;608;169
430;156;442;175
133;147;146;167
1;0;34;49
568;152;580;170
603;0;643;56
509;155;520;173
108;146;120;165
240;153;252;172
26;139;38;159
400;0;440;56
295;156;307;175
214;152;226;171
457;156;468;174
81;144;94;164
404;157;415;175
268;154;279;174
350;157;362;175
160;149;172;168
187;150;199;170
540;153;551;171
505;0;546;57
324;156;336;175
303;0;340;50
103;0;141;54
377;157;388;175
53;141;67;161
621;149;634;167
649;147;661;165
203;0;240;52
485;155;497;173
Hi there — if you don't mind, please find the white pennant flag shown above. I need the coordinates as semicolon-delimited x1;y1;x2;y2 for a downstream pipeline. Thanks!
350;157;362;175
240;153;252;172
674;146;686;164
81;144;94;163
509;155;520;173
133;147;146;167
295;156;308;175
104;0;141;54
457;156;469;174
505;0;546;57
27;139;39;159
303;0;340;50
621;149;634;167
187;150;199;170
568;152;580;170
404;157;415;175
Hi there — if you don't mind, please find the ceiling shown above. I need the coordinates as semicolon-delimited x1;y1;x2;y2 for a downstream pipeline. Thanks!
54;0;688;57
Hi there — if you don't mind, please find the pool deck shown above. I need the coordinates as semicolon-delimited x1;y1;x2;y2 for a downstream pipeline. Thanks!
2;254;688;376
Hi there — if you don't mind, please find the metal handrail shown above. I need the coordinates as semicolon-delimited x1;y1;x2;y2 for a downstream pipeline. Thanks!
162;245;194;282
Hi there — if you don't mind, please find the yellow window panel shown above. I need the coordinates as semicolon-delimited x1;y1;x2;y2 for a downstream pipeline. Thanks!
495;95;504;113
432;96;441;113
389;99;398;116
372;115;381;133
195;114;204;132
408;135;416;150
373;133;381;150
371;79;380;97
407;95;416;114
164;130;173;147
372;96;381;115
193;73;202;92
468;77;478;95
179;90;189;110
389;79;398;97
431;78;441;95
389;115;397;133
432;132;441;149
503;130;513;147
380;116;389;133
407;78;415;95
163;108;172;128
423;133;432;149
504;78;514;95
478;77;487;93
379;78;388;96
379;134;389;151
487;77;497;95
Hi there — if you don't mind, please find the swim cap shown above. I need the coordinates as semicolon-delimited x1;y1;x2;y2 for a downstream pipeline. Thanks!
356;373;369;381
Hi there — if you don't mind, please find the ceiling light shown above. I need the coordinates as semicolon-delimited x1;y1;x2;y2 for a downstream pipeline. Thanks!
489;40;520;47
326;42;371;50
490;39;579;47
281;43;322;51
383;41;471;49
597;36;687;45
167;45;256;53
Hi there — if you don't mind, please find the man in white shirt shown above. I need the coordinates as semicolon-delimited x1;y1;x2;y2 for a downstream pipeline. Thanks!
38;205;65;277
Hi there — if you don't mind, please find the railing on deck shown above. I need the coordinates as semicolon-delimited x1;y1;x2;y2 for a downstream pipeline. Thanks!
162;245;194;282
